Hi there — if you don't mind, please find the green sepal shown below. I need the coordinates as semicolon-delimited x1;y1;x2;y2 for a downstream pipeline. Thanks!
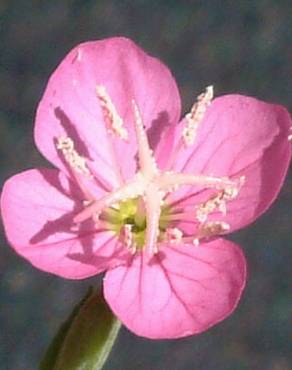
40;287;121;370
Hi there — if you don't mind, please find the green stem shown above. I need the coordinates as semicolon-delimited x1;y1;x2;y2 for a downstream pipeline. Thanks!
40;288;121;370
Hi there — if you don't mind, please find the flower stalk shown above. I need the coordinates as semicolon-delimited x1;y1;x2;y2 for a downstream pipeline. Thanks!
40;288;121;370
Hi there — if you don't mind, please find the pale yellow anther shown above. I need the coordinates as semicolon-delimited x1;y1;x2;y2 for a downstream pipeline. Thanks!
192;238;200;246
195;178;243;223
198;221;230;237
96;85;128;140
196;192;226;222
144;184;163;255
57;136;92;177
182;85;214;146
165;228;183;244
181;221;230;246
183;220;229;246
121;224;136;254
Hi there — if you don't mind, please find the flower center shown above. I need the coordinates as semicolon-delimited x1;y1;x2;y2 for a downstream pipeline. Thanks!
98;197;171;253
57;86;244;255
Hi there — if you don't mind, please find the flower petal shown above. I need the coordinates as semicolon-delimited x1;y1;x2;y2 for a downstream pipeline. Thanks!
35;37;181;184
169;95;291;231
0;169;128;279
104;238;246;339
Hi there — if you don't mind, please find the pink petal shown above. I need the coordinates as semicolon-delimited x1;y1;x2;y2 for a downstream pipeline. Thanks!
104;238;246;339
0;169;128;279
169;95;291;231
35;37;181;184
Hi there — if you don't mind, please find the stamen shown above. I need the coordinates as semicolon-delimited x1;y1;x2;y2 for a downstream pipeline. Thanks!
196;184;240;223
182;85;213;146
102;206;119;219
160;211;196;222
197;220;230;237
73;175;146;223
120;224;136;254
134;197;146;228
132;100;158;179
144;185;164;255
165;228;183;244
193;238;200;246
181;221;230;246
96;85;128;140
56;136;92;177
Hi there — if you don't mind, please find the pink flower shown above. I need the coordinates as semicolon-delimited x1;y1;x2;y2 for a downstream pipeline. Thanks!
1;37;291;339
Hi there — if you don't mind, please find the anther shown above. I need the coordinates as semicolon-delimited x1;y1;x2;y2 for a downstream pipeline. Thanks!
165;228;183;244
189;221;230;245
56;136;92;177
144;185;163;255
199;221;230;237
195;178;242;223
96;85;128;140
121;224;137;254
182;85;214;146
192;238;200;246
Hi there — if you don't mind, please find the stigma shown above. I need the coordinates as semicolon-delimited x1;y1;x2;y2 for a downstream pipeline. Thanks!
56;85;244;256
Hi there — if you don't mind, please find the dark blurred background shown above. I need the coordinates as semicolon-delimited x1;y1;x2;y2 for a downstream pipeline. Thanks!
0;1;292;369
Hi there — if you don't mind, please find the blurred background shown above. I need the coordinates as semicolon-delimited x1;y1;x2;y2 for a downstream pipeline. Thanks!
0;1;292;369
